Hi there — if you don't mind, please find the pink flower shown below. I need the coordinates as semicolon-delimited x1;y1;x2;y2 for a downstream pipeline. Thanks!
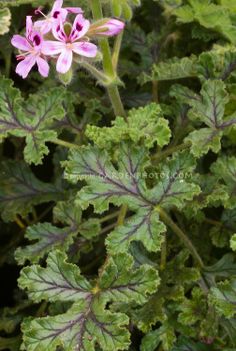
90;19;125;37
42;14;97;74
34;0;83;34
11;16;49;79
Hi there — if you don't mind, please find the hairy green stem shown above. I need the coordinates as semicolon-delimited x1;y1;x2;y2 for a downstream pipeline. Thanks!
90;0;126;118
152;142;191;163
52;138;81;150
155;206;204;269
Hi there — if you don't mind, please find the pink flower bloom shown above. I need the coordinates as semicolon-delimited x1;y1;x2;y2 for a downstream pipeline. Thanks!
11;16;49;79
92;19;125;37
42;14;97;74
34;0;83;34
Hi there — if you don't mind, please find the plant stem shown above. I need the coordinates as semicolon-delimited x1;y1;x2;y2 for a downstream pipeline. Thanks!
152;142;191;163
155;206;204;269
160;237;167;271
80;61;111;85
112;32;123;72
99;210;120;223
90;0;126;118
52;138;80;150
107;85;126;117
117;204;128;226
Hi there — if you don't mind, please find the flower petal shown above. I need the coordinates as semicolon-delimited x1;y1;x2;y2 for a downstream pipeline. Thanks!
36;57;50;77
72;42;97;58
70;14;90;41
51;0;63;12
11;35;31;51
34;19;52;34
42;40;65;55
66;7;83;14
94;19;125;37
26;16;33;38
56;49;73;73
15;55;36;79
52;20;66;42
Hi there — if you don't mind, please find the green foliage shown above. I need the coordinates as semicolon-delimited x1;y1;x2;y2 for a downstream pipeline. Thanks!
0;77;66;164
64;144;200;253
18;250;159;351
2;0;236;350
0;8;11;35
86;103;171;149
0;160;63;221
173;0;236;44
15;201;101;264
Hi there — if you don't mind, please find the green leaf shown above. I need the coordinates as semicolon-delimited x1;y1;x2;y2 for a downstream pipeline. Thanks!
15;201;101;264
19;250;159;351
18;250;92;303
210;156;236;209
64;144;200;253
184;80;236;157
174;0;236;44
170;336;210;351
230;234;236;251
146;56;197;83
0;160;63;221
106;209;166;253
204;254;236;281
86;103;171;149
209;279;236;319
0;77;65;164
131;251;200;333
178;287;206;326
141;324;176;351
0;8;11;35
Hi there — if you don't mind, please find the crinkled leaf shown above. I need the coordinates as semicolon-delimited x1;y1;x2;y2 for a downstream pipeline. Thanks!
0;8;11;35
210;156;236;209
209;279;236;318
19;250;159;351
0;160;63;221
106;209;166;253
174;1;236;44
64;144;200;253
230;234;236;251
141;323;176;351
0;77;65;164
86;103;171;149
184;80;236;156
15;201;100;264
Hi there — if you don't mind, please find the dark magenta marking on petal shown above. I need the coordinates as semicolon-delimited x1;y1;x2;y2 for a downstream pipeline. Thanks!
33;35;41;46
76;23;83;32
53;10;60;18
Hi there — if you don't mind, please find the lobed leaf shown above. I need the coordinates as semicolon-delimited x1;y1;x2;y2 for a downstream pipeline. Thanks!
19;250;159;351
0;160;63;221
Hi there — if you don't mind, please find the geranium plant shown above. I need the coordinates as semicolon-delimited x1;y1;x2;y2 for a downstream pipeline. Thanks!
0;0;236;350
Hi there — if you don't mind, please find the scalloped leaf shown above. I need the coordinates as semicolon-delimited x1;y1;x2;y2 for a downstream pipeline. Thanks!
0;8;11;35
15;201;101;264
0;77;66;164
183;80;236;157
63;144;200;253
174;0;236;44
86;103;171;149
209;279;236;319
210;156;236;209
0;160;63;221
19;250;159;351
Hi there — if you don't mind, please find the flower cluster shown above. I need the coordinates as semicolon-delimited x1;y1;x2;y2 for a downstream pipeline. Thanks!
11;0;125;79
